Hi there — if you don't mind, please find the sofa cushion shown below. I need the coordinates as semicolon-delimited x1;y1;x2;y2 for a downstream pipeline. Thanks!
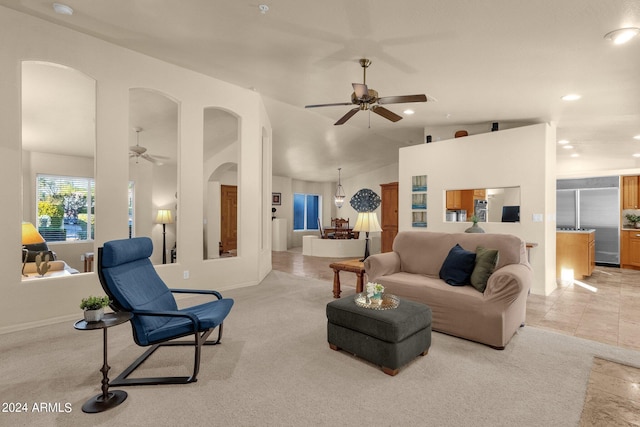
439;244;476;286
470;246;499;293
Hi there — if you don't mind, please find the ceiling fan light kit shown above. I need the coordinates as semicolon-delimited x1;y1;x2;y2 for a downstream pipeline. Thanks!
604;27;640;44
305;58;427;125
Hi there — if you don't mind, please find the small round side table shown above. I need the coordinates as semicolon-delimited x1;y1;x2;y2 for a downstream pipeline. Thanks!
74;311;132;413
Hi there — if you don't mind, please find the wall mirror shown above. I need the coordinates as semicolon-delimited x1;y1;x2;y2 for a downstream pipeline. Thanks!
445;187;521;223
129;88;178;265
21;61;96;277
203;107;239;260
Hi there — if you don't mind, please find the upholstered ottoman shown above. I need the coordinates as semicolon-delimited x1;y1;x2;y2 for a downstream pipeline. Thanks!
326;296;432;376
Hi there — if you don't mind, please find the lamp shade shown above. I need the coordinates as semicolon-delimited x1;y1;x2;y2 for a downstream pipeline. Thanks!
352;212;382;233
22;222;45;245
155;209;173;224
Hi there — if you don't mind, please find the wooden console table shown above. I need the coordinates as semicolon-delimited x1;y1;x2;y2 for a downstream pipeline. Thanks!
329;259;366;298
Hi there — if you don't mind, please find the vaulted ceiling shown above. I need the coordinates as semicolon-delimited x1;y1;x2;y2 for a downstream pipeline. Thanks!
6;0;640;181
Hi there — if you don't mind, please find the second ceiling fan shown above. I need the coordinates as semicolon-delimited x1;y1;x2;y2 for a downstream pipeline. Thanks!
305;58;427;125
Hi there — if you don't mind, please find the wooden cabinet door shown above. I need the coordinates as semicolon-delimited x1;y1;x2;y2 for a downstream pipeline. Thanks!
380;182;398;253
588;236;595;276
446;190;461;210
622;176;639;209
628;233;640;267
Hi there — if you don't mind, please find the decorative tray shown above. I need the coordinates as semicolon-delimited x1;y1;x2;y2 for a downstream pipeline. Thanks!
354;293;400;310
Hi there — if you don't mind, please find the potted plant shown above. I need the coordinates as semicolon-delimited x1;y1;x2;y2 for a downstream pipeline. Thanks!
625;213;640;228
465;214;485;233
80;295;111;322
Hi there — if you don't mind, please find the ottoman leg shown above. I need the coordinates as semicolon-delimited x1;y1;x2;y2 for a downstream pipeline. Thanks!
329;343;340;351
382;366;399;376
421;349;429;356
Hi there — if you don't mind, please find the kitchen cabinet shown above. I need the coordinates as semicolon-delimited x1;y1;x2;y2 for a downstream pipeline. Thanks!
380;182;398;253
445;189;486;217
622;176;639;209
446;190;462;210
621;230;640;269
556;230;595;279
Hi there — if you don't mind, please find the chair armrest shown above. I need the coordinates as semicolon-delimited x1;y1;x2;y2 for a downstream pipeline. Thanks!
364;252;401;282
169;288;223;300
132;309;200;330
484;264;532;302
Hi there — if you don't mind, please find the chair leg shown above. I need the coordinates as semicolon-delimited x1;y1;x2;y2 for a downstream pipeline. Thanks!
111;325;222;387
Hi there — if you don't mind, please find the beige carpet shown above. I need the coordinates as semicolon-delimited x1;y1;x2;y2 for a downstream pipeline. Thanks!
2;270;640;427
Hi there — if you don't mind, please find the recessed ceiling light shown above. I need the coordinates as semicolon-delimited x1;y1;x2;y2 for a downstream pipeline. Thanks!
404;109;415;115
604;27;640;45
562;145;574;149
634;135;640;140
633;153;640;158
52;3;73;15
558;139;570;145
561;94;581;101
570;153;579;158
258;4;269;14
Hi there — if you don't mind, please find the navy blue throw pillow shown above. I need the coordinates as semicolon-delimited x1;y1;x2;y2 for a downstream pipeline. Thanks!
439;244;477;286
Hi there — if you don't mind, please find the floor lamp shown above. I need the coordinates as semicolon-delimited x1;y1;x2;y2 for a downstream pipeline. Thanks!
353;211;382;261
155;209;173;264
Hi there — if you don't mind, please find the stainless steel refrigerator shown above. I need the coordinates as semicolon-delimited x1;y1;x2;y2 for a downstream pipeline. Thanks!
556;176;620;265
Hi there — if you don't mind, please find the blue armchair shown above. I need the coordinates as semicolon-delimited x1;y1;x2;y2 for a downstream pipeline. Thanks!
97;237;234;386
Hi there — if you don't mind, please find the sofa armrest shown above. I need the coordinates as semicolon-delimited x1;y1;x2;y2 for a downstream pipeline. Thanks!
484;264;532;302
364;252;401;282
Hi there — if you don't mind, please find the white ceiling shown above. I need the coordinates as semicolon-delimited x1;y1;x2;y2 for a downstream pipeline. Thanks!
8;0;640;182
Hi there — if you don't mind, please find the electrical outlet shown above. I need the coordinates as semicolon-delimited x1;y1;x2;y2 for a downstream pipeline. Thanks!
183;270;189;279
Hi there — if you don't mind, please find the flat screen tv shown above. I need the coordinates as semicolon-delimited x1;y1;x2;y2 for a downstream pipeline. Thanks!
501;206;520;223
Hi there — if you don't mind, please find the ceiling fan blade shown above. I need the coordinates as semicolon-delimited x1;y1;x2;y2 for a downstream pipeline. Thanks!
305;102;353;108
334;107;360;125
141;153;164;165
371;105;402;122
377;94;427;105
352;83;369;100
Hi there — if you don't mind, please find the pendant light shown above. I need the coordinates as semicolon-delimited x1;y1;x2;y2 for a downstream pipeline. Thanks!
334;168;345;208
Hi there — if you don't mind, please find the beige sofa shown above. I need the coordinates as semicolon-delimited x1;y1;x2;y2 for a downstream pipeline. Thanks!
364;231;532;348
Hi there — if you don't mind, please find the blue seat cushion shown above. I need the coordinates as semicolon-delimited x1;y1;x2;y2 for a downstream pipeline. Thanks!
146;298;234;343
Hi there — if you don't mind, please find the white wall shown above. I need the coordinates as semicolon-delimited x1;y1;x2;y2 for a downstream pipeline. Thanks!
1;7;272;333
399;123;557;295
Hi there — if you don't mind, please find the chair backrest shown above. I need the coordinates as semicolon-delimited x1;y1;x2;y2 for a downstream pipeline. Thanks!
98;237;178;346
317;218;326;238
333;218;349;229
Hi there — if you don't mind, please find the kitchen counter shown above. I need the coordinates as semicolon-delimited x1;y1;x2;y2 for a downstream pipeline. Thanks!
556;230;595;279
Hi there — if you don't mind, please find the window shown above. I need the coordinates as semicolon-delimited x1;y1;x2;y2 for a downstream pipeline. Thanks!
293;193;320;231
36;174;94;241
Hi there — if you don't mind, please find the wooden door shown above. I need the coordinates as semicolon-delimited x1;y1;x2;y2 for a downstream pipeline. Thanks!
380;182;399;253
220;185;237;254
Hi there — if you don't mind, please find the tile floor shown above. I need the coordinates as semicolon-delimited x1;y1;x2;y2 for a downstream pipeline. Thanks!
272;250;640;426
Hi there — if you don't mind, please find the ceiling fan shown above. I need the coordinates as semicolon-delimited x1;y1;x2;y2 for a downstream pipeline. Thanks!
130;127;168;165
305;58;428;125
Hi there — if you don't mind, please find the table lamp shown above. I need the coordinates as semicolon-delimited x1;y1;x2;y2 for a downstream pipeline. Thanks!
352;211;382;261
155;209;173;264
22;222;45;276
